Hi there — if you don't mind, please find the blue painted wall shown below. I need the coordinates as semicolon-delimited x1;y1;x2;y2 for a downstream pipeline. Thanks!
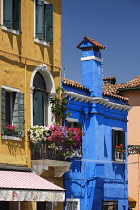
62;38;128;210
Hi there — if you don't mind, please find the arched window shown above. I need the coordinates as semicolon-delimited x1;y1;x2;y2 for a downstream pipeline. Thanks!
33;72;48;126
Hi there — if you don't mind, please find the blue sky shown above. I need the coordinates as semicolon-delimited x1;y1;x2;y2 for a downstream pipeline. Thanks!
62;0;140;84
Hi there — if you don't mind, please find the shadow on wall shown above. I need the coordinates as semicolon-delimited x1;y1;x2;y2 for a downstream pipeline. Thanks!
112;163;125;179
92;178;104;210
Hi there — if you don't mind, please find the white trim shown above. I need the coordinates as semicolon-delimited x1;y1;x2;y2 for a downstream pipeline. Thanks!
34;38;50;46
66;199;80;210
1;85;20;92
2;135;22;141
30;65;55;126
2;26;19;35
112;127;123;131
81;55;102;63
64;91;131;112
66;118;78;122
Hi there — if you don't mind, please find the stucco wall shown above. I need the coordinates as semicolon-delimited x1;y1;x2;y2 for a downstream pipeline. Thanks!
63;84;128;210
0;0;61;168
122;91;140;210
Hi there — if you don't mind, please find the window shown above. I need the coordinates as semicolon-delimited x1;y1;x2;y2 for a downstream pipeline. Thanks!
112;129;125;161
35;0;53;42
66;118;82;157
3;0;21;31
33;72;49;126
0;201;20;210
66;199;80;210
1;86;24;137
102;201;118;210
37;201;54;210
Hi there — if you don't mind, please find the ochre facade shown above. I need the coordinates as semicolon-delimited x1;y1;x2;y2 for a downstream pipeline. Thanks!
0;0;63;209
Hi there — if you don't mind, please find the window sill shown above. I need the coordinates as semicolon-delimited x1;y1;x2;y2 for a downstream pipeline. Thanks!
2;26;20;35
34;38;50;46
2;135;22;141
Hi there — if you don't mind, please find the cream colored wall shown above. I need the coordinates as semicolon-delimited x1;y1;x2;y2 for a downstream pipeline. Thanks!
0;0;62;168
123;91;140;210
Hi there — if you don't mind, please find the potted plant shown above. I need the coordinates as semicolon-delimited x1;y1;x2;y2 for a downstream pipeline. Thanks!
28;124;84;160
115;144;126;161
4;122;18;136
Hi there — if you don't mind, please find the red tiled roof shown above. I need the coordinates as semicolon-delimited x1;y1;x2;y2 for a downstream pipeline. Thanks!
103;77;116;81
77;37;106;50
62;78;89;90
62;78;128;101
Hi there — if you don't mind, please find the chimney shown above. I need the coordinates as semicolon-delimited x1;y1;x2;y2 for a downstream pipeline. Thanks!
77;37;106;97
103;77;116;85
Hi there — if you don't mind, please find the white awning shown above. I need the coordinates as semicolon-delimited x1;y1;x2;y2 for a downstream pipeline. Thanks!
0;170;65;202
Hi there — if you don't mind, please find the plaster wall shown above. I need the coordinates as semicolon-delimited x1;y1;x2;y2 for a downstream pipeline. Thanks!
0;0;61;167
122;91;140;210
63;85;128;210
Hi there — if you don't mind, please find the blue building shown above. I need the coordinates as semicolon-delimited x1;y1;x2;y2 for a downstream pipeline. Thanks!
62;37;131;210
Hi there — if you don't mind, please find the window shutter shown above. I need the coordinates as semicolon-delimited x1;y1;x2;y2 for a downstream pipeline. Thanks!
112;129;116;160
13;92;24;137
13;0;21;30
3;0;13;28
36;0;44;40
44;4;53;42
1;88;6;134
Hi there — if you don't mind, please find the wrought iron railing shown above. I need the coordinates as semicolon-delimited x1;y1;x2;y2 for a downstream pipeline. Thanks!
128;145;140;155
31;141;64;161
31;141;82;161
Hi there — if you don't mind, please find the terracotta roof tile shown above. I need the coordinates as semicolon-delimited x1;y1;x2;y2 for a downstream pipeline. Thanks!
62;78;89;90
62;78;128;102
103;77;116;81
77;37;106;49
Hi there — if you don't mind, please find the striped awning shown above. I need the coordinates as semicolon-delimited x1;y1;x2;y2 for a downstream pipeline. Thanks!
0;170;65;202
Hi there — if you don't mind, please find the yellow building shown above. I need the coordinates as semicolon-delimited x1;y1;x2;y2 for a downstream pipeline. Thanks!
0;0;70;209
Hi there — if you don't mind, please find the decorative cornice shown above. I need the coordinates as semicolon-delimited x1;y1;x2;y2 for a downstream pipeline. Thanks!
64;91;131;111
81;55;102;63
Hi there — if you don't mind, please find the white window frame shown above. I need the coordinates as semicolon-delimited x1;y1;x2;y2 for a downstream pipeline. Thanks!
34;0;50;46
1;0;20;35
30;65;55;126
1;85;22;141
66;199;80;210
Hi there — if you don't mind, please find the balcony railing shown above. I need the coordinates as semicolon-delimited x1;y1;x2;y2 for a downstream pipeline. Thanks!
31;141;64;161
31;141;82;161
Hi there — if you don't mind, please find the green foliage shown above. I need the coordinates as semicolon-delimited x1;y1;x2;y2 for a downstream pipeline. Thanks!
50;87;71;119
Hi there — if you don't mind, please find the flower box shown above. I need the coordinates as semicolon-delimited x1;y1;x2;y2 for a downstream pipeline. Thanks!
29;125;83;160
115;151;125;162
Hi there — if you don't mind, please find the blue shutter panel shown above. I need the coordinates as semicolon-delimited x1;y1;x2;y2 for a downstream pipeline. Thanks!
44;4;53;42
3;0;13;28
1;88;6;134
13;92;24;137
13;0;21;30
36;0;44;40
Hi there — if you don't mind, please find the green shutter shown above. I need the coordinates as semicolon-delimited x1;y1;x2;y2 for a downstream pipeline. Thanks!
3;0;13;28
36;0;44;40
1;88;6;134
13;0;21;30
44;4;53;42
13;92;24;137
